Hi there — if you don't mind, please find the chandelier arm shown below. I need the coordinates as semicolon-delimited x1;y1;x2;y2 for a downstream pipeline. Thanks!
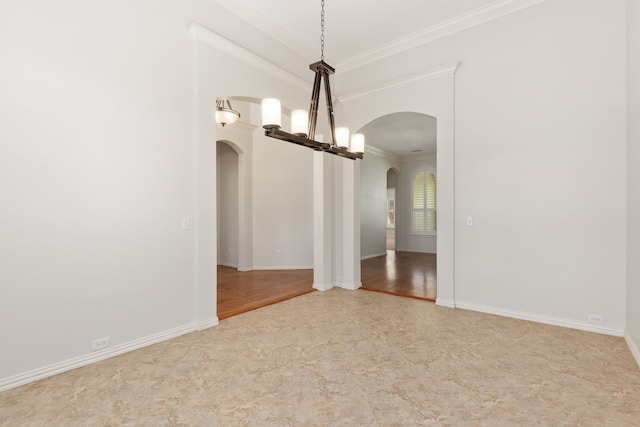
321;70;337;147
307;70;323;140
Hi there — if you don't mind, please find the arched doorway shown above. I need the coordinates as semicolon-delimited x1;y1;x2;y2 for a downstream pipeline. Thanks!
215;98;315;319
216;141;240;267
359;112;437;301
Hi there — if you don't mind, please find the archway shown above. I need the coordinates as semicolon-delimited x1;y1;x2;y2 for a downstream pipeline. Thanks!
215;98;315;319
216;140;241;268
358;112;438;301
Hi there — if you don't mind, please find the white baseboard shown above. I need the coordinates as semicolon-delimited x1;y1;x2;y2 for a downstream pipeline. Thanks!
0;322;202;393
361;252;387;260
250;265;313;270
218;262;238;268
313;282;334;291
339;282;362;291
435;298;455;308
219;264;313;271
625;332;640;368
455;301;625;337
197;317;219;331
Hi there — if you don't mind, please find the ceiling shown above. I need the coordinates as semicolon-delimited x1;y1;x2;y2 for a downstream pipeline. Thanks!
358;113;437;159
213;0;506;158
232;0;501;64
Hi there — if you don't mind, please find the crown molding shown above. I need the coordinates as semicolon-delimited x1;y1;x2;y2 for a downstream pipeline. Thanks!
402;154;437;162
337;0;551;73
212;0;330;64
189;23;311;93
365;145;401;162
338;61;460;104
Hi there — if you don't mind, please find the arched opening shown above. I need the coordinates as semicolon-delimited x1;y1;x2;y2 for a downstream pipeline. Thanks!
216;141;240;268
359;112;437;301
215;98;315;320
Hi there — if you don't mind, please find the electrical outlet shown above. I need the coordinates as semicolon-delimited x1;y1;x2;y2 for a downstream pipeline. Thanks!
276;250;281;257
588;314;604;325
91;337;110;351
182;218;190;230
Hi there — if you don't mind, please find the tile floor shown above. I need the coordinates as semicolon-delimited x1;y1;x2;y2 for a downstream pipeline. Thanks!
1;289;639;426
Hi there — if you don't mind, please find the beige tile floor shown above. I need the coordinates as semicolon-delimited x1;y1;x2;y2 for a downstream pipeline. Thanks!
1;289;639;426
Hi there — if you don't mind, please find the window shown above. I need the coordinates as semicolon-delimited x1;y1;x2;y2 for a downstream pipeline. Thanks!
412;169;436;234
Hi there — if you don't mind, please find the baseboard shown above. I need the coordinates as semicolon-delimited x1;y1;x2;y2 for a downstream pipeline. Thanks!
217;262;238;268
197;317;219;331
313;282;334;291
0;322;200;393
455;301;625;337
250;265;313;270
435;298;455;308
625;332;640;368
339;281;362;291
361;252;387;260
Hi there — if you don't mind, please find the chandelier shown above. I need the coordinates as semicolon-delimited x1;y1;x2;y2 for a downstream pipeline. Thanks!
215;99;240;127
261;0;364;160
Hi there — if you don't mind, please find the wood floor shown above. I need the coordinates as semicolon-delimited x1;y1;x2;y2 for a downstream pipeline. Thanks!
217;250;436;319
217;266;315;320
360;250;437;301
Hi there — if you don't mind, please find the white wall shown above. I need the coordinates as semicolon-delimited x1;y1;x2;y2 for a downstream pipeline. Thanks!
360;151;401;258
451;0;627;332
0;0;198;385
627;0;640;363
0;0;316;389
216;142;239;267
252;131;314;269
343;0;627;331
397;156;437;254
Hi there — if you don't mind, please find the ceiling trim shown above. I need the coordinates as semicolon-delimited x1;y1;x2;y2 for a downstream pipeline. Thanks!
212;0;326;64
401;154;437;162
189;23;311;93
337;0;551;73
365;145;401;162
338;61;460;104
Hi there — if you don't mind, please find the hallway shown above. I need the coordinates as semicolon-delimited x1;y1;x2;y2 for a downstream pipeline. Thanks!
360;251;436;301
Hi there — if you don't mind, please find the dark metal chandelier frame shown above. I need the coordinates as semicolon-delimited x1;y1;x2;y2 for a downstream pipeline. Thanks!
262;1;363;160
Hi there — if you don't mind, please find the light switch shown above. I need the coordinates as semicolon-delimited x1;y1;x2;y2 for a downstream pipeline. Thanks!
466;217;473;227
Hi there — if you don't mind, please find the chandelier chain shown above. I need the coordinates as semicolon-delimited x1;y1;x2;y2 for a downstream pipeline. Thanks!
320;0;325;60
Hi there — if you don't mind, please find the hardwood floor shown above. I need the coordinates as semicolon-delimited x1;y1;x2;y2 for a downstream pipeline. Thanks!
217;266;315;320
360;250;436;301
217;250;436;320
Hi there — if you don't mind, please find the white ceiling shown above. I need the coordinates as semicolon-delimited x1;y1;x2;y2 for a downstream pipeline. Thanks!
234;0;501;64
213;0;508;158
358;113;437;159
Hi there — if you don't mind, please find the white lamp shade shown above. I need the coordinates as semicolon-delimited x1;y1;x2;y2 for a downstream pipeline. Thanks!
291;109;308;135
350;133;365;153
336;127;350;148
262;98;281;127
215;109;240;126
